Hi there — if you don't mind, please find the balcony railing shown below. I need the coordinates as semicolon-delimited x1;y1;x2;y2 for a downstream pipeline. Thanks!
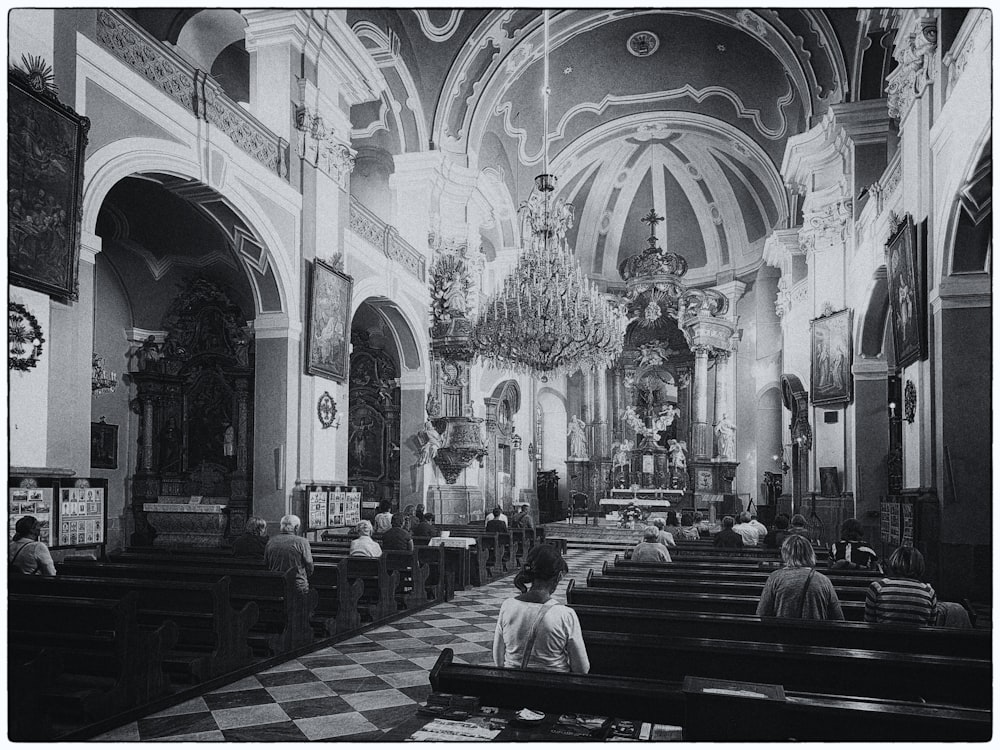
349;197;426;282
96;10;288;180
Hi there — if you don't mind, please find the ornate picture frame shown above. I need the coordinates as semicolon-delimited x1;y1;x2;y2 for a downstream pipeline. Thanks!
810;307;853;406
90;421;119;470
306;259;352;382
8;68;90;302
885;214;926;369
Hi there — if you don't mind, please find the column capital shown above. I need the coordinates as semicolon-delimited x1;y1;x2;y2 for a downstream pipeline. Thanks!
79;230;103;264
853;357;889;380
682;313;738;355
252;312;302;340
886;9;940;122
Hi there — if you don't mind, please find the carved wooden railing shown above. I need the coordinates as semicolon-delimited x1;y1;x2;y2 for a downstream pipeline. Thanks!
95;9;289;180
348;197;427;281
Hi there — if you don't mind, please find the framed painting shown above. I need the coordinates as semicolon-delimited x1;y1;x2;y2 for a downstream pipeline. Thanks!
91;421;119;470
8;69;90;302
810;308;852;406
885;215;926;368
307;259;352;382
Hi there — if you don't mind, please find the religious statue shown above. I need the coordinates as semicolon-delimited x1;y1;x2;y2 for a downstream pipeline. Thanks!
667;439;688;471
637;340;670;369
567;415;588;460
416;420;445;466
441;274;468;319
425;391;442;418
715;414;737;460
223;424;235;457
158;417;182;473
132;335;161;373
654;403;681;445
612;439;632;471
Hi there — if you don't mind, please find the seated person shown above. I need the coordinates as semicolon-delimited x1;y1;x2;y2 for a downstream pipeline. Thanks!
865;547;937;625
733;511;761;546
493;544;589;674
631;526;672;563
8;516;56;576
787;513;812;539
414;504;425;523
511;502;535;530
651;517;676;547
381;513;414;551
748;513;768;540
233;515;269;558
411;512;440;538
757;535;844;621
485;507;509;533
677;512;700;541
663;510;682;539
692;511;711;537
763;514;790;549
373;501;393;534
713;515;744;548
264;514;314;594
485;505;509;527
349;520;383;557
830;518;879;570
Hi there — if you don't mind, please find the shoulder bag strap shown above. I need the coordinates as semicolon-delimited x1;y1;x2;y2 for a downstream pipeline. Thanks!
798;569;816;618
9;541;31;567
519;601;557;669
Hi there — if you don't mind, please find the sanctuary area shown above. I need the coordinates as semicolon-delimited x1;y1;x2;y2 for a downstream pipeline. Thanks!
7;7;992;742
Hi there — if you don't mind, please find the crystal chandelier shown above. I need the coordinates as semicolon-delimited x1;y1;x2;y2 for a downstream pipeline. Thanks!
472;11;625;378
91;353;118;395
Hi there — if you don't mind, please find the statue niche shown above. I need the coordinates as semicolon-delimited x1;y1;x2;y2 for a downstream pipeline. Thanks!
129;278;254;545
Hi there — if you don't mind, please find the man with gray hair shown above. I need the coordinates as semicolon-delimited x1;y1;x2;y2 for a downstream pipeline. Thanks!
631;526;671;563
264;514;314;594
733;511;761;546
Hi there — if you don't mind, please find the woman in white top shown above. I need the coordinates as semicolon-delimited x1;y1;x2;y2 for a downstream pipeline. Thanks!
372;501;393;534
349;520;383;557
492;544;590;674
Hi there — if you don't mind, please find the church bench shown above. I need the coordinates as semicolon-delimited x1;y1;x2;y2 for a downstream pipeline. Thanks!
585;569;871;605
63;558;317;656
566;577;866;621
607;557;880;585
435;525;511;577
315;538;464;595
308;553;400;626
427;649;990;741
570;604;991;659
8;591;176;723
9;575;256;683
9;646;62;740
646;547;830;561
581;630;991;708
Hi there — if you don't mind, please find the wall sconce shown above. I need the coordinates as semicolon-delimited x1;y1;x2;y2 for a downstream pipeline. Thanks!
888;400;897;419
512;434;522;451
772;447;790;474
92;354;118;395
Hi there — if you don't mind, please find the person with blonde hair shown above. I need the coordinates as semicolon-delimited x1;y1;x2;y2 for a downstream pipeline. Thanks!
864;547;937;625
264;514;313;594
349;519;382;557
493;544;589;674
233;515;269;559
756;534;844;620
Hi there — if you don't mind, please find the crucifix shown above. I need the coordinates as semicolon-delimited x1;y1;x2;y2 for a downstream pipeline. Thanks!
641;208;666;250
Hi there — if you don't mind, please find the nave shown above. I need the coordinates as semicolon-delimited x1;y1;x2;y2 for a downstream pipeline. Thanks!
92;547;618;742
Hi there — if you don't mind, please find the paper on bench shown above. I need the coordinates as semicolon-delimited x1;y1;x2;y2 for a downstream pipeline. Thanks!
702;687;770;699
408;718;501;742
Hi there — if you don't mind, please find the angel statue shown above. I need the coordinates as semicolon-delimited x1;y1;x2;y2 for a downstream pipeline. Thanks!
667;439;688;471
612;439;632;471
416;420;445;466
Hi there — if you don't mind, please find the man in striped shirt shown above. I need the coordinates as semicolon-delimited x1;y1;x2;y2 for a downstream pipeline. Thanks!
864;546;937;625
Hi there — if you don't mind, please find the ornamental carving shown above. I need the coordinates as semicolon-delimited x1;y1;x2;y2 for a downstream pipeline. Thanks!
800;198;853;253
904;380;917;424
347;198;426;281
431;416;487;484
295;106;355;186
429;240;475;360
886;16;938;121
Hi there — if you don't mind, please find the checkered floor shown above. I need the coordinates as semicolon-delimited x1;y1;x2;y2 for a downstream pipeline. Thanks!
92;547;619;742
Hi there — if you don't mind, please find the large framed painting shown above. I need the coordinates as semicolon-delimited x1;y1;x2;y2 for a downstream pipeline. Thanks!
9;68;90;302
885;215;927;368
307;260;352;382
810;308;853;406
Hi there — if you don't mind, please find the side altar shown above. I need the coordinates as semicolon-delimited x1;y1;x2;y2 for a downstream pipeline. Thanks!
143;496;228;547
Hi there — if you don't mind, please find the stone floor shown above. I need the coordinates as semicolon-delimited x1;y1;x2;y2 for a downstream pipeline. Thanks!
92;547;620;742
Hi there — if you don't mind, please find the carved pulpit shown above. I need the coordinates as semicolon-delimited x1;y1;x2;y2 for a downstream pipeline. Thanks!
129;279;253;546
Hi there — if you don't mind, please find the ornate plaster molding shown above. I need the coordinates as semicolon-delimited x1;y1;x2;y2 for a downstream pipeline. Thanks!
886;10;939;121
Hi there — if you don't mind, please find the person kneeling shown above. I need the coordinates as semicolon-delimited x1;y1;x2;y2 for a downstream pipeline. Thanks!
493;545;589;674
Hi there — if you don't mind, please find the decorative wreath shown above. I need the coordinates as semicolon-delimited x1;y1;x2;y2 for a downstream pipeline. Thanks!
9;302;45;371
317;391;337;429
903;380;917;424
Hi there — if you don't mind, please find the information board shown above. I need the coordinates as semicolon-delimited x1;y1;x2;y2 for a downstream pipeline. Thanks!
879;500;892;543
58;486;106;547
900;502;914;548
304;485;362;531
9;487;54;546
308;490;328;529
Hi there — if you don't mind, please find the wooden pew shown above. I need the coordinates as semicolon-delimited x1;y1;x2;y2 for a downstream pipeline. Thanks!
9;646;63;740
607;557;879;586
583;629;990;707
8;591;176;722
566;577;866;621
62;558;317;656
585;569;871;602
570;604;991;659
9;575;256;683
314;539;457;598
434;526;509;580
427;649;990;741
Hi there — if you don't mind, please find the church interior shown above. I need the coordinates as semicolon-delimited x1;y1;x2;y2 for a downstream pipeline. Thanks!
7;7;992;742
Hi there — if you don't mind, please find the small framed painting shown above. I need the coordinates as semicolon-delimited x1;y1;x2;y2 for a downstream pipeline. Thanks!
90;421;119;470
810;308;853;406
306;260;352;382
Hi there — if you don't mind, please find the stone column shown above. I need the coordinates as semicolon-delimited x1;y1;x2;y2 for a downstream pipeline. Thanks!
691;346;711;458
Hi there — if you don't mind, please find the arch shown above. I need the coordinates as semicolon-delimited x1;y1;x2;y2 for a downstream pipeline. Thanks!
349;280;428;369
175;9;247;72
82;138;297;319
490;379;521;414
938;122;992;280
536;384;568;410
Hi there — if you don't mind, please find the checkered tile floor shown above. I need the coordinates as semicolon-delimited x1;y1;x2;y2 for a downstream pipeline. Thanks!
92;547;618;742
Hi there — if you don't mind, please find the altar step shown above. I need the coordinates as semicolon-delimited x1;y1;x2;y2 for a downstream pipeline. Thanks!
542;521;645;550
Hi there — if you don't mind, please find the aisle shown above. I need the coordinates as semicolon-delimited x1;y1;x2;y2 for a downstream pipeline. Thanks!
92;547;618;742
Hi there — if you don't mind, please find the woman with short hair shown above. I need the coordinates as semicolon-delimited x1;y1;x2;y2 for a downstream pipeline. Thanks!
493;544;589;674
233;515;269;558
373;501;393;534
677;512;700;541
864;547;937;625
756;535;844;620
830;517;878;570
349;520;383;557
8;516;55;576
